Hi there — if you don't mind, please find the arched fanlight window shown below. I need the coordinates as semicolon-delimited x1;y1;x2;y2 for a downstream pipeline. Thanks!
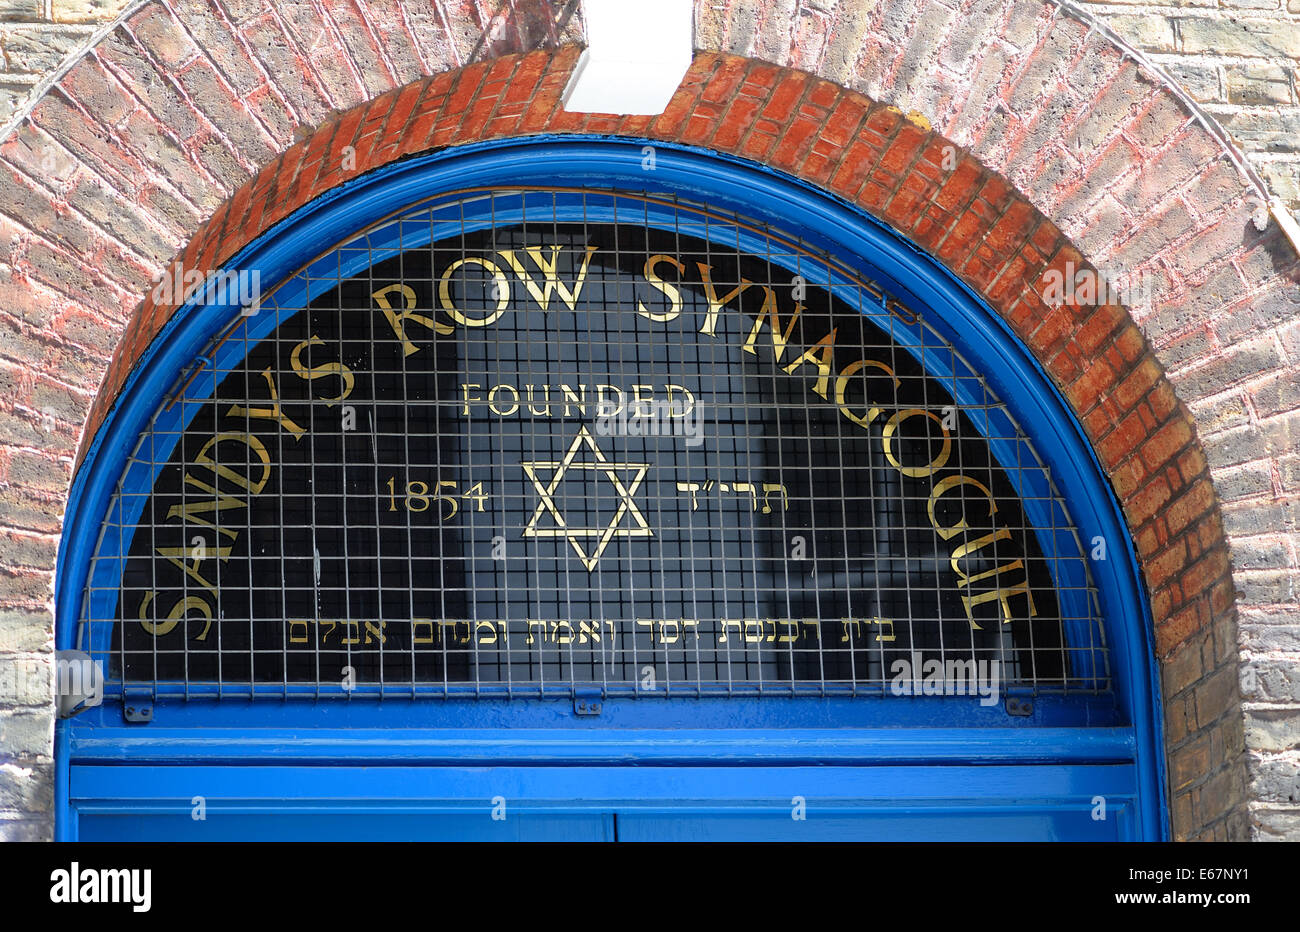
57;140;1165;841
84;188;1104;701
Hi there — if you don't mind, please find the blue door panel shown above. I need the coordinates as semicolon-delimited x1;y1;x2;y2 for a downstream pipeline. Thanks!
615;810;1128;842
78;812;616;842
78;808;1125;842
70;763;1136;841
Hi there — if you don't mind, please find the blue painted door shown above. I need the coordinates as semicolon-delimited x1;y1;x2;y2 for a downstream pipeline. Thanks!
69;764;1137;841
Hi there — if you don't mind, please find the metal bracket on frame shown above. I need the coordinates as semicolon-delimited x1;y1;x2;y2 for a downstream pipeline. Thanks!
573;688;603;716
1005;696;1034;717
123;701;154;724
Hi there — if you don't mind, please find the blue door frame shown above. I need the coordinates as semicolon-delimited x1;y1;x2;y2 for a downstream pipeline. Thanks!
54;137;1169;841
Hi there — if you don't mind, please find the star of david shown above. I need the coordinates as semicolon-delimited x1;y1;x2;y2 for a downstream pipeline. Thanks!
521;427;653;571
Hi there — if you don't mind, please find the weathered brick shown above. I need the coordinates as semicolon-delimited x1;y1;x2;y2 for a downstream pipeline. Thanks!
238;13;334;127
0;654;49;706
1194;663;1242;730
0;709;51;759
1171;734;1213;790
319;0;398;98
0;23;94;73
1181;18;1300;57
126;3;199;69
273;1;367;111
0;610;52;652
52;0;129;25
0;816;51;841
1245;708;1300;753
1225;64;1296;106
0;761;53;811
2;1;48;21
1108;15;1177;53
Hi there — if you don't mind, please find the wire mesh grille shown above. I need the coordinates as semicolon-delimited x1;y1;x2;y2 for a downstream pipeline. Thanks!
80;187;1110;700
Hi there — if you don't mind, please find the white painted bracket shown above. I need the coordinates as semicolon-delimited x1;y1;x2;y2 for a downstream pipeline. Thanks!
562;0;694;115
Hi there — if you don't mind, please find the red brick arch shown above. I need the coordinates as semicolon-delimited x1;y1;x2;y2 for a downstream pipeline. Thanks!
73;49;1246;839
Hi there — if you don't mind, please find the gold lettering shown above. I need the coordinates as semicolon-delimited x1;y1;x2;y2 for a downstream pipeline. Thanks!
488;385;519;415
881;408;953;478
560;384;586;416
664;384;694;416
636;254;685;322
596;384;624;416
695;263;753;336
412;619;436;644
374;283;450;358
526;384;552;416
834;358;899;430
226;368;306;440
192;432;273;494
137;591;214;641
949;527;1013;578
631;384;654;414
741;288;801;362
156;544;232;594
927;474;999;541
497;245;597;312
781;328;839;399
165;474;244;543
289;336;354;405
960;581;1037;629
948;526;1039;629
461;383;481;416
439;257;510;327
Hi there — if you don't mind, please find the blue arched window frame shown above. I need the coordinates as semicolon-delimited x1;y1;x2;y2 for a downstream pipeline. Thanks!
55;138;1168;841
